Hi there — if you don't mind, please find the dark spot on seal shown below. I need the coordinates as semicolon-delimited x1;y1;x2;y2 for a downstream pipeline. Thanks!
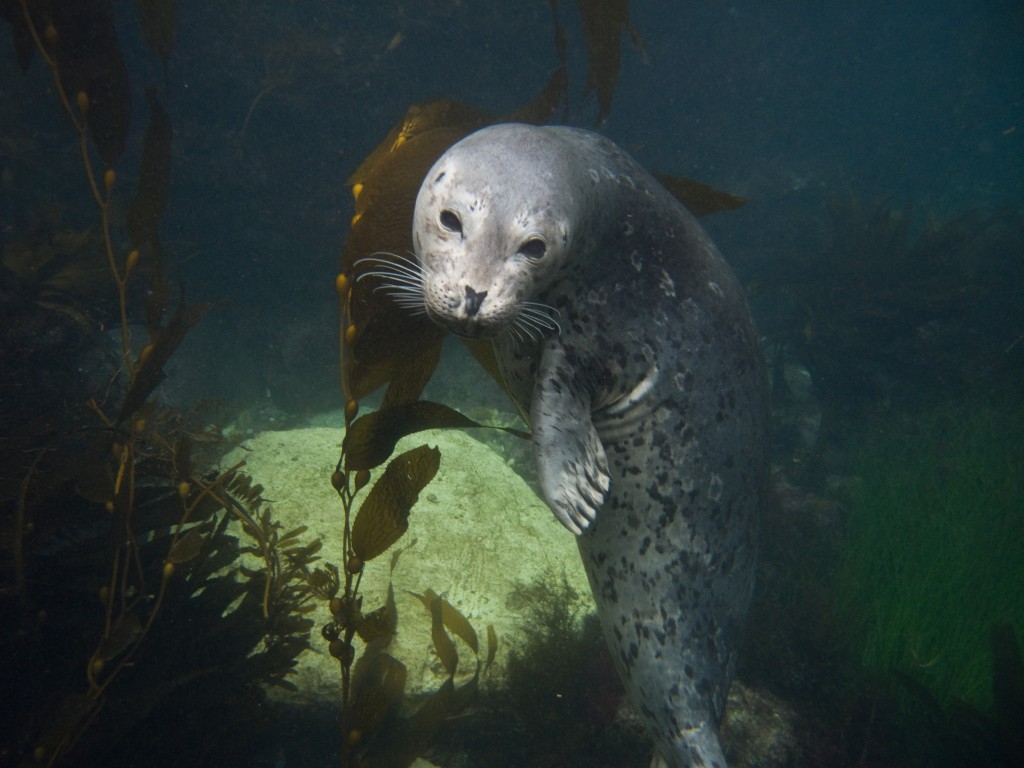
433;171;446;184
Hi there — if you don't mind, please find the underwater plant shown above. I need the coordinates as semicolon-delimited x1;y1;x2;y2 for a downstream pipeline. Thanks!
4;462;322;768
833;396;1024;717
0;5;324;766
304;399;499;768
499;571;649;768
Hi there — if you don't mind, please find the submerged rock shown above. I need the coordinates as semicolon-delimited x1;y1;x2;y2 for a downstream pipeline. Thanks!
221;425;592;704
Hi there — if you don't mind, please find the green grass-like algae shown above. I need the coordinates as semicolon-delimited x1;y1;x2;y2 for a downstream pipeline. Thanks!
835;396;1024;714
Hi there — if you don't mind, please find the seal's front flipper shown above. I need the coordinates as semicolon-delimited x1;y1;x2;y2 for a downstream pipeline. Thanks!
531;343;610;535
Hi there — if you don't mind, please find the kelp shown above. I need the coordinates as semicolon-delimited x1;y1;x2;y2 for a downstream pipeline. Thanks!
0;6;322;767
126;86;173;264
1;221;112;317
655;173;748;217
349;444;440;562
345;591;497;767
573;0;646;123
131;0;177;71
114;291;208;425
321;425;497;768
342;400;528;472
5;0;132;165
10;449;320;768
542;0;646;123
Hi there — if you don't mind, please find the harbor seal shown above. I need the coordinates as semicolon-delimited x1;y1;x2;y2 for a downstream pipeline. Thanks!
373;123;769;767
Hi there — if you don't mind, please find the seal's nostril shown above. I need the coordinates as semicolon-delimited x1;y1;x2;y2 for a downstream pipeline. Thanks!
464;285;487;316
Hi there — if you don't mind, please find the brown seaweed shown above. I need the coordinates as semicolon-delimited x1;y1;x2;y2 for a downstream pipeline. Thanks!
655;173;748;217
430;596;459;677
6;0;133;165
349;445;440;562
343;400;527;472
573;0;646;123
115;293;208;424
0;9;326;764
339;102;491;407
126;86;173;264
131;0;176;69
411;588;481;655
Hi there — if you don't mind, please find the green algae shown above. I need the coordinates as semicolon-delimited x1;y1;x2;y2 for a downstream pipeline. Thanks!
835;395;1024;714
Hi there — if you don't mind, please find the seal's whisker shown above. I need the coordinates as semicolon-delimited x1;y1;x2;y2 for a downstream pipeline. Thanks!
382;296;427;315
518;322;538;343
514;317;543;338
507;314;547;347
518;301;561;333
509;320;540;349
517;311;551;331
356;250;420;267
520;301;560;318
355;252;428;280
505;323;528;347
520;301;560;317
353;252;429;314
516;305;561;337
363;274;422;290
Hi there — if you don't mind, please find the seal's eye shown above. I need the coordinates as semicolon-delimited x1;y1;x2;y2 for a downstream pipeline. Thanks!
440;209;462;234
518;238;547;260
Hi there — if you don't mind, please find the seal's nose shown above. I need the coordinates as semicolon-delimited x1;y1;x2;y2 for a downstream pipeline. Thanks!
463;285;488;317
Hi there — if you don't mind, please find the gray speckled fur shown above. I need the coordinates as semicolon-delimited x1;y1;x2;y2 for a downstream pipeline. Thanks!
413;124;769;768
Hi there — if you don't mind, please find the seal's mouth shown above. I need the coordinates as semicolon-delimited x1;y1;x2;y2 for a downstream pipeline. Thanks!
426;307;503;339
427;302;561;346
423;281;510;339
447;326;495;340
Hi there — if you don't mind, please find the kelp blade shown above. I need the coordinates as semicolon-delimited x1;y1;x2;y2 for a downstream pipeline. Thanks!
412;588;479;654
430;596;459;677
349;445;440;561
343;401;527;472
655;173;747;217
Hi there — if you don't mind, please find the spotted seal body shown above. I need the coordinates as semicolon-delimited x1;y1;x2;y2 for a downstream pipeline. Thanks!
410;124;769;767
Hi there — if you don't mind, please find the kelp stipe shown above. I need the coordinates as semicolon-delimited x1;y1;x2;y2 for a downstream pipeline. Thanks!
316;385;497;767
2;5;320;766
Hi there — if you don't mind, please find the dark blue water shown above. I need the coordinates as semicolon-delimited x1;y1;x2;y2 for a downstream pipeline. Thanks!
2;2;1022;767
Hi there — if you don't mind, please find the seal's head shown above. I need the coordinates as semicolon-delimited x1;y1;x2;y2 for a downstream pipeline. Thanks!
410;124;573;340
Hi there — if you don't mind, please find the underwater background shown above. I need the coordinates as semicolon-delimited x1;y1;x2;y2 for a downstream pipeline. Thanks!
1;2;1022;767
